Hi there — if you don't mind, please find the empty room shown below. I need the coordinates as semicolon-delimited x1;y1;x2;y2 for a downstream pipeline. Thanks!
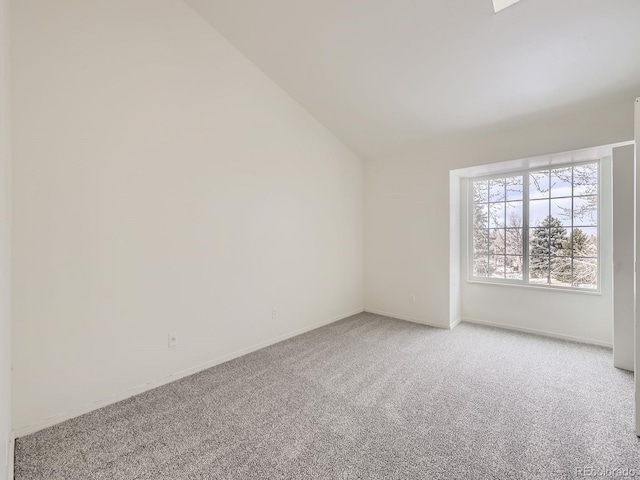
2;0;640;479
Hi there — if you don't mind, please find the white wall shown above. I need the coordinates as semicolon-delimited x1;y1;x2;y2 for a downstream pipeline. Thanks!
613;144;635;369
365;94;635;337
11;0;364;436
0;0;11;475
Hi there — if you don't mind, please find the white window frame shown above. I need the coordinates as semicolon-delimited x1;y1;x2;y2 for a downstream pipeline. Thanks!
467;160;601;293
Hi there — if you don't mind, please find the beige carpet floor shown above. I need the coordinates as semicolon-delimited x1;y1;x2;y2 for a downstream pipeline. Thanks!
15;313;640;479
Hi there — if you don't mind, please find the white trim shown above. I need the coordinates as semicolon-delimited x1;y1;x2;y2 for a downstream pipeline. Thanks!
7;432;13;480
465;279;602;295
634;97;639;437
462;316;612;348
450;317;462;329
364;309;451;329
14;309;364;438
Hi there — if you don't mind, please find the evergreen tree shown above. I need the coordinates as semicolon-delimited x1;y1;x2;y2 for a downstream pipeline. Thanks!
565;228;596;258
529;216;568;279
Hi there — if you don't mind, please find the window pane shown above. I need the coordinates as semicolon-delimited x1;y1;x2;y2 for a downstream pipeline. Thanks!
550;257;572;286
505;176;523;201
473;180;489;203
529;256;549;284
489;229;505;254
530;170;550;200
550;167;572;198
573;196;598;226
489;203;505;228
505;255;523;280
505;201;523;227
470;161;598;291
489;255;505;278
489;179;506;202
505;228;523;255
550;197;572;226
473;255;489;277
529;199;549;227
573;257;597;289
573;164;598;196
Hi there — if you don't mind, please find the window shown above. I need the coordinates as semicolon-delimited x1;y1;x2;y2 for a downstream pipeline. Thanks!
470;161;599;290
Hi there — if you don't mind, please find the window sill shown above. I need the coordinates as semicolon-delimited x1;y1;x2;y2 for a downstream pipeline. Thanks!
466;279;602;296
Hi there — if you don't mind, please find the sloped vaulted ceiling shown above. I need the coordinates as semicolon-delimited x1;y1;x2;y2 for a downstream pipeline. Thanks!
184;0;640;159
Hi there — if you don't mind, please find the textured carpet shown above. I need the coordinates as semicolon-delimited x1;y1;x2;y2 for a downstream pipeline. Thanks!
15;313;640;479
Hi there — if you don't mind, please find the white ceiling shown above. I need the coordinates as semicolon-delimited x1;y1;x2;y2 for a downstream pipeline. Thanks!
184;0;640;159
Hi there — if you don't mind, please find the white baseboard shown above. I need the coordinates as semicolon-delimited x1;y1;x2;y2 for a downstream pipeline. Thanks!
364;309;451;329
462;317;612;348
450;317;462;329
14;308;364;438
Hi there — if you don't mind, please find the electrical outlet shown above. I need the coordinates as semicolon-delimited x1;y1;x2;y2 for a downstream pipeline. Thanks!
168;333;178;348
272;308;279;319
411;294;416;303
